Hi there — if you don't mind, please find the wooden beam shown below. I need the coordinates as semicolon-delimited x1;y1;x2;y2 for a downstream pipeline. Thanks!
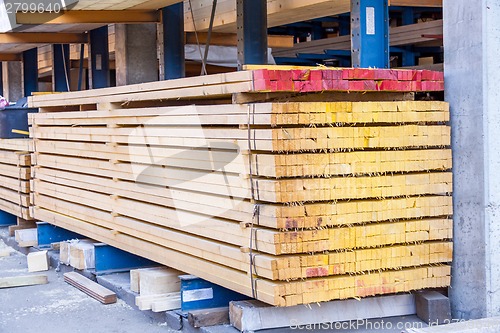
273;20;443;58
16;10;160;25
186;32;293;48
0;33;88;44
0;53;22;61
0;275;48;289
390;0;442;6
185;0;442;33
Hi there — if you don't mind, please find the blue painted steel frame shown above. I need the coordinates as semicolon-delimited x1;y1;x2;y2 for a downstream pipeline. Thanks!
23;48;38;97
163;3;185;80
351;0;389;68
89;26;110;89
180;275;249;312
0;210;16;226
94;243;156;275
53;44;70;92
237;0;268;69
37;222;83;248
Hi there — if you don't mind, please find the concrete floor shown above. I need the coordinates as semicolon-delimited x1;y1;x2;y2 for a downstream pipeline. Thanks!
0;239;175;333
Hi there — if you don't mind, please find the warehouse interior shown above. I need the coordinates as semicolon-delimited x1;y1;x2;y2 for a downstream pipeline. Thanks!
0;1;497;332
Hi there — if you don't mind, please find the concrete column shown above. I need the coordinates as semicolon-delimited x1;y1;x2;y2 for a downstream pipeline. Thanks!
444;0;500;319
115;24;158;86
1;62;23;102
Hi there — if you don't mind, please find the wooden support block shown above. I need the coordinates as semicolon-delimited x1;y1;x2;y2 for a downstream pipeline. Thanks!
15;228;37;248
27;250;49;272
64;272;116;304
130;267;164;293
69;240;95;270
139;268;182;296
0;274;48;289
188;307;230;328
135;292;180;311
151;296;182;312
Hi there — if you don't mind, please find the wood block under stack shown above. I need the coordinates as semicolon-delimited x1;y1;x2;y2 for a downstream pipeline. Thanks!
0;139;33;220
27;68;452;307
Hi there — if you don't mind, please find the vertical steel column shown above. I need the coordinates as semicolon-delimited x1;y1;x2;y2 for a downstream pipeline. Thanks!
351;0;389;68
89;26;110;89
163;3;185;80
53;44;70;92
23;48;38;97
237;0;268;70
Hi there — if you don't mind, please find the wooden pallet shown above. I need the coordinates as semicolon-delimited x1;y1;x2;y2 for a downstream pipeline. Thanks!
0;139;33;220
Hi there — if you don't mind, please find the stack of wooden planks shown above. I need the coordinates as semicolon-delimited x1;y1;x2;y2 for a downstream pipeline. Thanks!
28;68;444;111
28;68;452;307
0;139;32;220
64;272;117;304
132;267;182;312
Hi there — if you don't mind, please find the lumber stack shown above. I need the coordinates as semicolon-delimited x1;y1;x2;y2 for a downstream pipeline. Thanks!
28;68;444;111
28;68;452;307
0;139;32;220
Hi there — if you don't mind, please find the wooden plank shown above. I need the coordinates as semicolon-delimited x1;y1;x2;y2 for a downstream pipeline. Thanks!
229;295;416;332
186;32;293;48
139;268;182;296
273;20;443;58
0;275;48;289
151;297;182;312
130;267;164;293
15;228;37;248
27;251;49;272
35;207;452;306
63;272;117;304
33;166;453;229
136;292;181;311
188;307;230;328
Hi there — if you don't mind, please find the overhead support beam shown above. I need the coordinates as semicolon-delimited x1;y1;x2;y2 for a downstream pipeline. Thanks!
389;0;441;6
185;0;441;33
89;26;110;89
22;48;38;97
52;44;70;92
16;10;160;25
351;0;390;68
0;33;88;44
236;0;268;69
0;54;22;62
186;33;293;48
162;3;185;80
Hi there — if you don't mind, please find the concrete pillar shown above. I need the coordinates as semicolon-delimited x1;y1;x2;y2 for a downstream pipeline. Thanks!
115;24;158;86
444;0;500;319
1;62;23;102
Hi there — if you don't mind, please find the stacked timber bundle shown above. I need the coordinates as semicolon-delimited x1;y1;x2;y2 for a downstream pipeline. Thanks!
28;68;452;307
0;139;32;220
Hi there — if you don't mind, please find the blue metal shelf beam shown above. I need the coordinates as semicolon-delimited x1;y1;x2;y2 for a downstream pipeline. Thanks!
163;2;185;80
89;26;110;89
351;0;390;68
23;48;38;97
237;0;268;69
53;44;70;92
